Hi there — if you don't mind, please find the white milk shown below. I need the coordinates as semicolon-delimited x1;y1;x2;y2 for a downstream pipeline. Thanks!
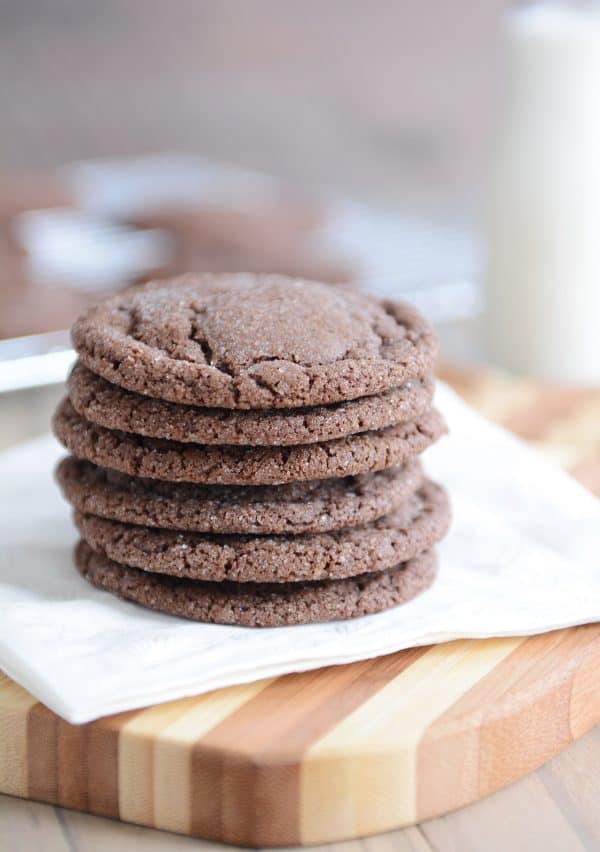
484;3;600;383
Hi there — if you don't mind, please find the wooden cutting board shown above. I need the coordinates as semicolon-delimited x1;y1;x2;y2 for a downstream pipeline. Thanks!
1;365;599;847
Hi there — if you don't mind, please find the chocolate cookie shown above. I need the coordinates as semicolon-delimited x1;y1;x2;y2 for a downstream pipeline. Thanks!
75;540;437;626
74;480;450;583
71;274;439;409
57;457;424;535
67;361;434;446
53;398;446;485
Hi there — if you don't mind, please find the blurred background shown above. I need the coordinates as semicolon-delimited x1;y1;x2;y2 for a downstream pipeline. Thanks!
1;0;599;447
0;0;501;204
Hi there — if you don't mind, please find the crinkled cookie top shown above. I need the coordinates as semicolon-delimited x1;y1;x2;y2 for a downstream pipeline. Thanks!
72;274;438;409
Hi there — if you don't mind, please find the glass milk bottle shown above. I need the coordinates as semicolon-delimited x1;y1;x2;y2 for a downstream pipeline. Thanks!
484;3;600;384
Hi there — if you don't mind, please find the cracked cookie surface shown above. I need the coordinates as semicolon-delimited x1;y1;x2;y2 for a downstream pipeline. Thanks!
53;398;447;485
75;480;450;582
71;274;439;409
75;540;438;626
57;457;424;535
67;361;434;446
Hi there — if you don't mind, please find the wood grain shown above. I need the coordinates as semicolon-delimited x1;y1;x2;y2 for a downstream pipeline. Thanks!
0;366;599;847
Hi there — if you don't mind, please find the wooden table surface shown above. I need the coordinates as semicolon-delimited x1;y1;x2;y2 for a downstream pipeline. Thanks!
0;380;598;851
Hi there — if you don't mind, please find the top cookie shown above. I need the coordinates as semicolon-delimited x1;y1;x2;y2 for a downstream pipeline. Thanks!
71;274;438;409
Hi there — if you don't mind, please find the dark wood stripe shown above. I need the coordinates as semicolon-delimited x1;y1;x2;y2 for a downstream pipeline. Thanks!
191;646;430;846
416;626;599;822
56;717;89;811
86;711;137;818
26;704;58;804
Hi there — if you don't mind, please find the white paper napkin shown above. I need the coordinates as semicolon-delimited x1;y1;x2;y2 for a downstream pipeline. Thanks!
1;383;599;724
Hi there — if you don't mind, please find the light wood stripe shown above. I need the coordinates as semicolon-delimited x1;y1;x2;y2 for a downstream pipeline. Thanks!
416;627;598;820
117;695;201;825
0;674;37;797
461;377;538;424
531;440;585;468
543;396;600;448
153;678;273;834
501;387;593;441
300;637;524;843
27;705;59;805
191;647;430;846
533;397;600;468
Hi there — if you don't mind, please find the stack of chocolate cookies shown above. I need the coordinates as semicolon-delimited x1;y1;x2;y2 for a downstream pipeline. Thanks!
53;274;450;627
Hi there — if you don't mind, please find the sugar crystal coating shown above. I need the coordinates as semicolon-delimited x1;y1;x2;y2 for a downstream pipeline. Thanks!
75;540;438;627
74;480;450;583
71;274;439;409
57;456;425;535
